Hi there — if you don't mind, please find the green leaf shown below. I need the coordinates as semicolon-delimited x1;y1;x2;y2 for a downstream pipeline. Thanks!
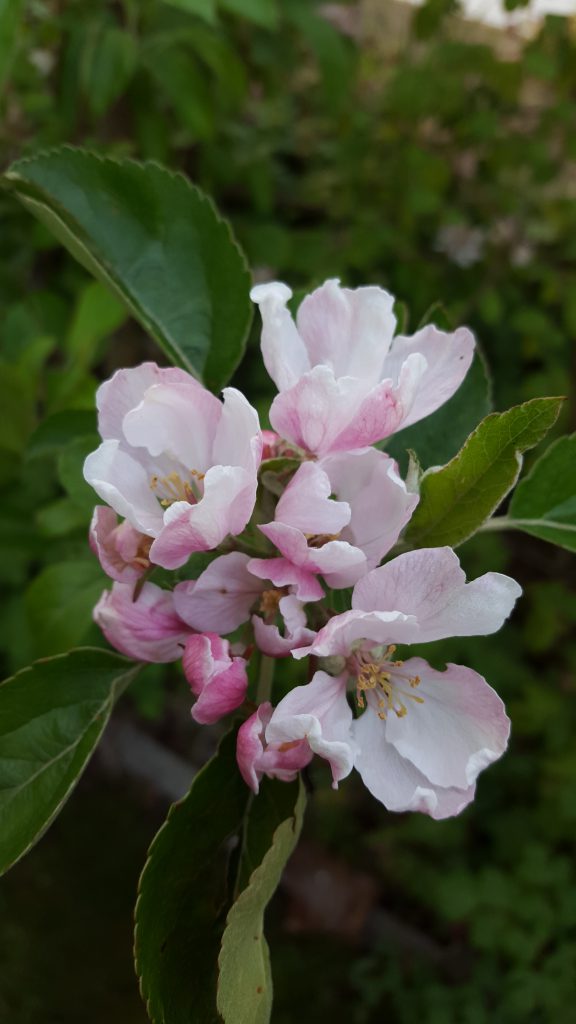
135;734;305;1024
218;777;305;1024
0;647;138;876
58;434;100;513
160;0;216;21
0;0;25;95
80;24;137;118
25;560;105;657
507;434;576;552
65;280;127;365
26;410;97;460
4;148;253;391
220;0;278;28
135;729;251;1024
386;353;492;473
0;363;35;455
405;397;564;549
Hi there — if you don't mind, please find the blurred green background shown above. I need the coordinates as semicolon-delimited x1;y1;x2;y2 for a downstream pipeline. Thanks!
1;1;575;1021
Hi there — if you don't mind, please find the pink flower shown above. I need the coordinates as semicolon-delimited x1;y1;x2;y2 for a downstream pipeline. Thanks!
89;506;151;582
94;581;190;662
251;449;418;595
182;633;248;725
287;547;521;818
236;670;355;793
83;363;262;570
251;279;474;456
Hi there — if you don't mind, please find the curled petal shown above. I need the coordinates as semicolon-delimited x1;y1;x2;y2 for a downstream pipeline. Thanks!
252;595;316;657
248;556;324;602
237;703;312;794
182;633;248;725
94;581;189;662
250;281;311;390
89;506;150;582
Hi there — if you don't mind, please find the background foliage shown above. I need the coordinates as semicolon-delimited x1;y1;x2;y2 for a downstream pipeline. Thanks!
1;0;575;1021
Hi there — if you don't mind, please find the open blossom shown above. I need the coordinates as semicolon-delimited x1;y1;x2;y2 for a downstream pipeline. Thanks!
89;506;151;582
252;593;316;656
250;279;474;456
282;547;521;818
182;633;248;725
249;448;418;595
83;362;262;570
94;581;190;662
237;671;357;793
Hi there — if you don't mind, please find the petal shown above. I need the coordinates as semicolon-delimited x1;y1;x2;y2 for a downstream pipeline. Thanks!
292;608;415;660
182;633;248;725
266;671;356;786
122;378;221;471
212;387;262;472
248;556;325;602
83;440;163;536
274;460;351;536
96;362;193;440
269;366;371;456
89;506;149;582
252;595;316;657
327;378;405;452
383;658;510;790
237;704;271;792
383;325;475;429
353;707;476;819
296;279;396;383
352;547;522;641
93;581;188;662
174;552;263;633
321;449;418;571
150;466;257;569
250;281;311;391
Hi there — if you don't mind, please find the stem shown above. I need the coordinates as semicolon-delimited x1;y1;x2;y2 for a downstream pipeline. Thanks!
256;653;275;705
478;516;513;532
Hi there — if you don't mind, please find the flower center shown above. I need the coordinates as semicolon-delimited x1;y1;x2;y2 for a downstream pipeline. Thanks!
305;532;341;548
259;588;285;622
352;645;423;720
150;470;204;507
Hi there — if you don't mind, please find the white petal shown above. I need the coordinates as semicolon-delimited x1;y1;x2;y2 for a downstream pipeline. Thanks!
251;281;311;390
83;440;163;535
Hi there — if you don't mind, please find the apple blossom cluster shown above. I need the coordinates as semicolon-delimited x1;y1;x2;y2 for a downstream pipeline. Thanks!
83;279;522;819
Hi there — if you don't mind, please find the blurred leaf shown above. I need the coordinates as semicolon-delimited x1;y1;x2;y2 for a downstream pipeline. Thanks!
0;647;138;876
4;148;253;391
0;0;24;95
66;281;127;365
80;24;137;118
218;777;305;1024
58;435;100;513
27;410;97;460
220;0;278;28
507;434;576;552
160;0;216;20
25;560;105;657
36;497;89;537
386;353;492;473
286;3;353;110
0;363;35;456
406;397;563;548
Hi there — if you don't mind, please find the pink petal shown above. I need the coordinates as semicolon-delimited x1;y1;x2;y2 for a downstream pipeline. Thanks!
122;378;221;472
247;556;325;601
252;595;316;656
89;506;150;582
352;548;522;641
182;633;248;725
292;608;416;660
236;703;312;793
250;282;311;391
266;671;356;787
174;552;263;634
353;707;476;819
269;365;372;456
150;466;258;569
382;325;475;429
383;658;510;790
274;460;351;536
96;363;193;440
93;581;189;662
296;279;396;384
212;387;262;472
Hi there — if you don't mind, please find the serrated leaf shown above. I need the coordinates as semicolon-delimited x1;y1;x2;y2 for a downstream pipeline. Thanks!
218;777;305;1024
134;729;251;1024
386;352;492;473
507;434;576;552
405;397;563;548
0;647;139;876
3;148;252;391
